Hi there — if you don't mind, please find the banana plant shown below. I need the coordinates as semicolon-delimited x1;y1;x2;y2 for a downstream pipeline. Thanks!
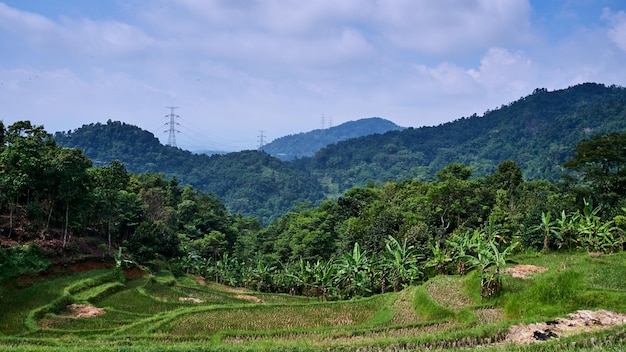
425;240;452;276
384;235;423;291
335;242;370;298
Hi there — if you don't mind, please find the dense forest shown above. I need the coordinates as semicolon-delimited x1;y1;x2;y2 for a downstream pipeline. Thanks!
54;83;626;222
261;117;404;160
2;115;626;299
54;121;324;224
296;83;626;193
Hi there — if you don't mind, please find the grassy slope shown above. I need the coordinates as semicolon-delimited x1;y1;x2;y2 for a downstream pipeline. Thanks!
1;251;625;351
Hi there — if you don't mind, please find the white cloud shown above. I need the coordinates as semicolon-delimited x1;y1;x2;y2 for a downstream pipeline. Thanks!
0;2;155;60
371;0;532;54
467;48;534;94
602;8;626;54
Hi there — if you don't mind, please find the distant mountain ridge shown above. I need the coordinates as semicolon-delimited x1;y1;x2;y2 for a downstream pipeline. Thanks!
296;83;626;194
53;83;626;222
261;117;404;160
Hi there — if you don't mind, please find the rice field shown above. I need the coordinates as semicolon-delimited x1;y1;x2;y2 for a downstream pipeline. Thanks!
1;251;626;351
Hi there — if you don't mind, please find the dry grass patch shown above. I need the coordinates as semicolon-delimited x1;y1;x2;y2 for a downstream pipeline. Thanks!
474;308;506;325
234;295;264;303
426;276;474;310
388;287;423;325
502;264;548;279
178;297;204;303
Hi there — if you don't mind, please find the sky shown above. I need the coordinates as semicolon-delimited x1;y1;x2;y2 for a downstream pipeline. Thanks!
1;1;626;151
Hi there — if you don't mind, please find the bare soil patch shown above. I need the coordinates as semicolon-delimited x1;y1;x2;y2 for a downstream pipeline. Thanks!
502;264;548;279
66;304;106;318
235;295;264;303
505;310;626;345
179;297;204;303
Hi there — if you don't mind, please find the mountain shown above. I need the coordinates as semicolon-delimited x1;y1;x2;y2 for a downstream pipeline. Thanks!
296;83;626;193
54;83;626;222
54;121;324;224
261;117;404;160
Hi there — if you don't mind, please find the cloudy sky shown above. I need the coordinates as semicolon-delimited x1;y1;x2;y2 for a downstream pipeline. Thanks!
2;1;626;151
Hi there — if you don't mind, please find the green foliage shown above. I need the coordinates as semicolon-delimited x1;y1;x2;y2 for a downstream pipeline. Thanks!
412;285;455;321
564;131;626;209
300;83;626;194
505;269;583;319
0;243;50;282
54;121;325;224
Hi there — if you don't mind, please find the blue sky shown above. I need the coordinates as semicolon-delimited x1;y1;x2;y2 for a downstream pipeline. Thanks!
1;1;626;151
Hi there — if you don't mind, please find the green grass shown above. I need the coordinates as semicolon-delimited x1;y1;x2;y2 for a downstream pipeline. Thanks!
2;251;626;350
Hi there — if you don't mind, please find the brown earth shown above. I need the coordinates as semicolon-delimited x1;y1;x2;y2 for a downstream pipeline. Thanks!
178;297;204;303
502;264;548;279
66;304;106;318
505;310;626;345
235;295;264;303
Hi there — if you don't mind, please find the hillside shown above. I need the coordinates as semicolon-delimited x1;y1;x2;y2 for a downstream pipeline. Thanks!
262;117;404;160
297;83;626;193
54;83;626;221
54;121;324;224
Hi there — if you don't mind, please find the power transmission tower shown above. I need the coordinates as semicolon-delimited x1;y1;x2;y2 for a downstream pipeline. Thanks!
258;130;266;150
320;114;326;129
165;107;180;147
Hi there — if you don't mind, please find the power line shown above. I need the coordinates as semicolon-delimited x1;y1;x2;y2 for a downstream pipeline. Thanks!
165;107;180;147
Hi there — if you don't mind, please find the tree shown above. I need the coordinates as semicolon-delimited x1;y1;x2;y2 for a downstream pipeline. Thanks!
564;132;626;210
89;160;130;249
51;148;92;247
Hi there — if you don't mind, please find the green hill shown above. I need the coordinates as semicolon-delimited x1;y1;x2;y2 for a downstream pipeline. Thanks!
55;83;626;220
262;117;404;160
54;121;324;224
298;83;626;193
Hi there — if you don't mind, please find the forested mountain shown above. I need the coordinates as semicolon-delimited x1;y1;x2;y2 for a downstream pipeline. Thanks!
54;121;324;224
262;117;404;160
297;83;626;194
54;83;626;222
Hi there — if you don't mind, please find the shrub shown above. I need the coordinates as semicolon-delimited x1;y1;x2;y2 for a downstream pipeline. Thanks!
0;243;50;283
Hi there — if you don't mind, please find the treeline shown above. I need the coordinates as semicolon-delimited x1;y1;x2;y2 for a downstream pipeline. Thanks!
0;121;260;276
3;119;625;300
54;120;324;224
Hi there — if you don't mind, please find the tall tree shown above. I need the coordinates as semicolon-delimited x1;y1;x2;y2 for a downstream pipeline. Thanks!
564;132;626;211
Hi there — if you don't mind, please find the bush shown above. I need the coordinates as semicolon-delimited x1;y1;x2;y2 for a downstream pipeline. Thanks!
0;243;50;283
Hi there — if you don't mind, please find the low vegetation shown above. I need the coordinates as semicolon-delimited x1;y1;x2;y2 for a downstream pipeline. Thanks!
1;251;625;351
